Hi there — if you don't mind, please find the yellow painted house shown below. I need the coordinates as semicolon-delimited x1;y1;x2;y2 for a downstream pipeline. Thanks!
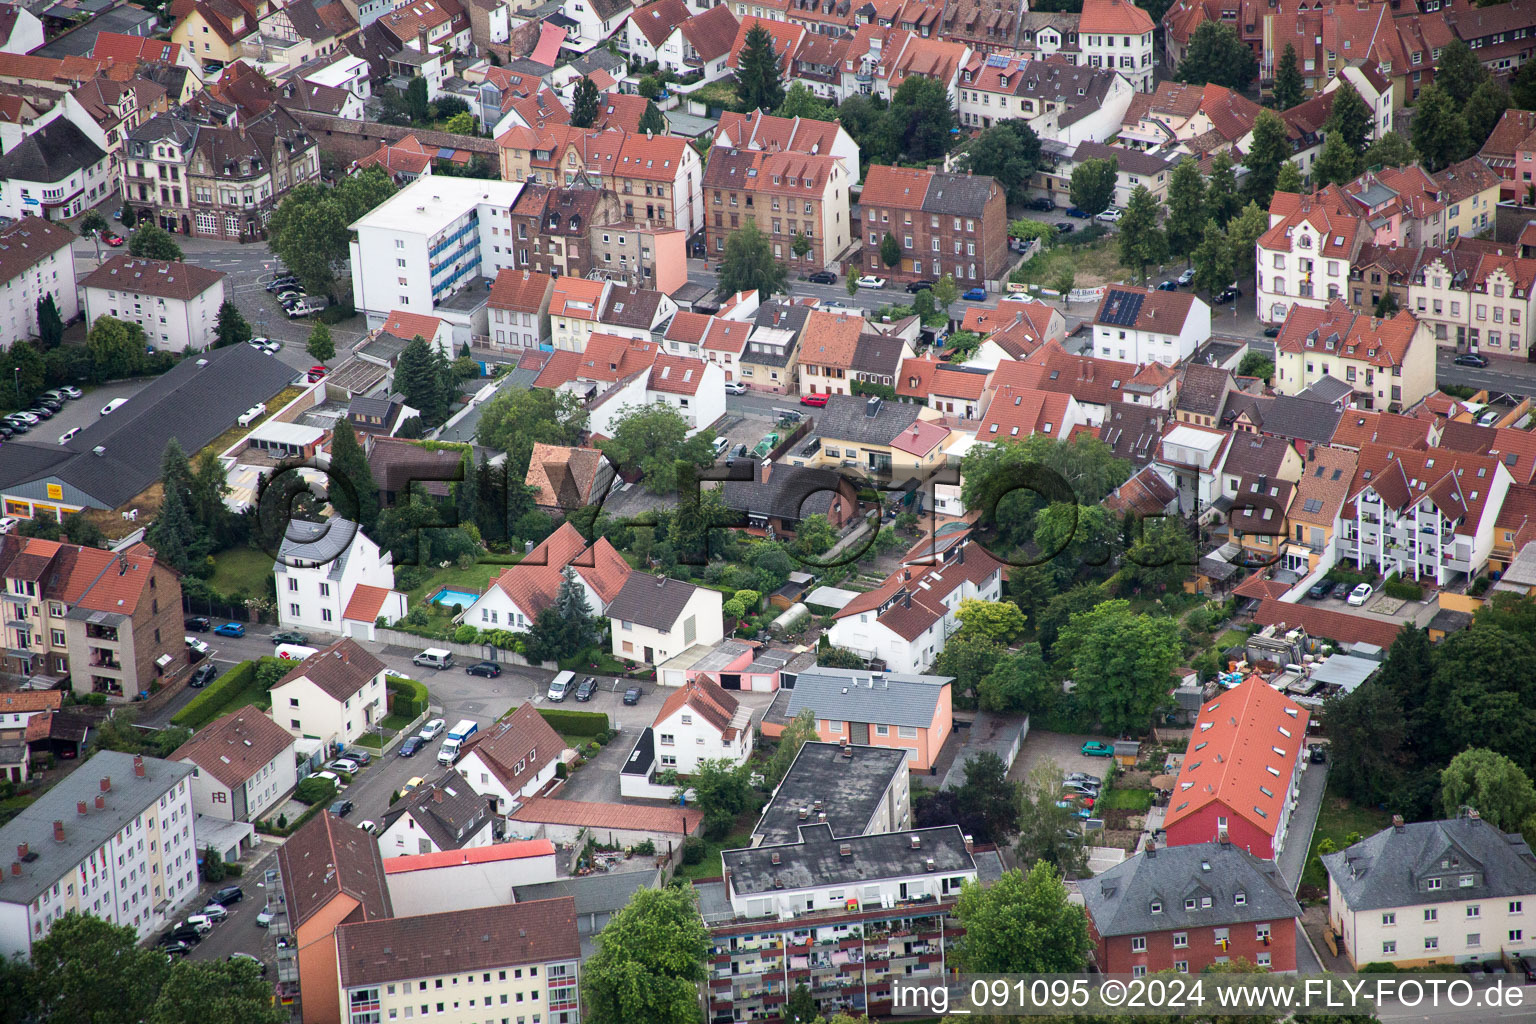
170;0;267;68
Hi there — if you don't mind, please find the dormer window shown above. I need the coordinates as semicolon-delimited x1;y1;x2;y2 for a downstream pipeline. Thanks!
1428;878;1443;891
1150;900;1162;914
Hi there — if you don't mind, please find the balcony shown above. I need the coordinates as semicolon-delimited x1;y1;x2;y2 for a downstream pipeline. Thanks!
86;624;120;641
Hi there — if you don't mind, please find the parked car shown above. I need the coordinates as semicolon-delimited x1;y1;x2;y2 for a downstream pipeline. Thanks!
213;622;245;637
808;270;837;284
305;770;341;788
228;952;266;976
1055;801;1093;819
6;411;38;425
1263;325;1282;337
1062;772;1102;786
0;518;16;535
189;663;218;688
466;661;502;678
962;287;987;301
1095;208;1123;223
724;380;747;395
1080;740;1115;757
1308;743;1327;764
260;340;283;355
905;280;937;293
159;940;193;957
184;914;216;933
856;275;886;289
1066;207;1090;218
57;385;82;399
1028;196;1054;211
255;907;275;927
419;719;446;740
288;299;324;318
1061;783;1100;798
271;630;308;645
1177;268;1196;286
265;276;300;293
199;903;229;922
1214;286;1243;304
102;232;125;247
800;393;829;407
185;616;211;632
3;419;28;434
1328;580;1353;600
1308;579;1333;599
26;406;53;420
398;736;424;757
1347;583;1374;606
574;676;598;701
356;820;379;836
1054;222;1075;234
1478;407;1502;427
327;758;361;775
623;685;642;705
329;798;354;817
210;886;245;906
1453;352;1490;368
343;748;371;766
169;925;205;944
185;636;210;660
401;776;425;795
1156;280;1179;291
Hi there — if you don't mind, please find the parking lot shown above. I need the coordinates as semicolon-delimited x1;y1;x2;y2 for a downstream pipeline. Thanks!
6;380;149;446
1008;729;1120;787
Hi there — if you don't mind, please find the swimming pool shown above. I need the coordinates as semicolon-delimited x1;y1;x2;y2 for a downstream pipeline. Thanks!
430;587;480;608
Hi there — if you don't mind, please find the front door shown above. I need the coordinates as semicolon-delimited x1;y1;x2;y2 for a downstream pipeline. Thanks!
644;646;653;663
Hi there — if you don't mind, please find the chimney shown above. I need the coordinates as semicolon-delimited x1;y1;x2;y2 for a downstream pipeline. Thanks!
15;844;26;860
94;796;105;810
9;863;17;877
1217;829;1230;847
963;834;974;853
903;591;911;609
839;843;852;857
133;756;145;778
924;857;936;872
77;801;88;816
910;835;921;849
1145;840;1157;858
1392;814;1404;832
903;568;911;581
417;26;428;52
1468;809;1481;824
100;777;111;793
52;821;64;843
798;806;810;820
759;459;772;484
771;851;781;864
817;812;827;823
432;790;443;803
958;545;964;564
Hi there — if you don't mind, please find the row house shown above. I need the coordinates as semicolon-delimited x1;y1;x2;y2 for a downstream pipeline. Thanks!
623;0;692;62
713;109;862;187
956;53;1133;146
1337;166;1447;248
702;147;849;269
1272;301;1434;412
487;267;555;350
1339;443;1514;585
507;179;620;278
1091;285;1210;366
1408;243;1536;361
960;298;1067;368
0;117;112;223
859;164;1008;285
851;329;915;392
1255;192;1368;325
242;0;359;72
740;300;807;393
378;0;471;55
1478;107;1536;201
122;105;319;240
1347;243;1430;317
938;0;1024;56
171;0;268;71
895;356;992;420
547;276;607;351
1282;443;1359;574
663;310;755;383
994;344;1175;427
797;308;863;396
1433;157;1502;241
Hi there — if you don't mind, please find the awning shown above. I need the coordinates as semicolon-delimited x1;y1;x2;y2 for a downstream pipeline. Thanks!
155;653;174;668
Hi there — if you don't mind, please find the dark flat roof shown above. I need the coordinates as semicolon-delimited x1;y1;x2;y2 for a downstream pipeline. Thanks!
754;742;907;845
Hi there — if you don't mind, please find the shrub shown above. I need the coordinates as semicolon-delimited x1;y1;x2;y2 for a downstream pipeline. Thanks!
1470;576;1492;596
387;677;430;720
454;624;479;644
200;846;227;883
294;777;337;805
555;762;568;780
682;837;706;865
632;839;656;856
172;661;258;730
538;708;610;737
1381;574;1423;602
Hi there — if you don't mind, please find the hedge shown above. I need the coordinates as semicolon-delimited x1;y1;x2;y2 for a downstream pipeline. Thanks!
172;661;259;730
538;708;609;737
1381;573;1423;602
387;677;430;720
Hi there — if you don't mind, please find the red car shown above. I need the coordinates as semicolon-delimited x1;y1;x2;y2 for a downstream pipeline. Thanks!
307;365;328;382
800;393;829;407
102;233;125;247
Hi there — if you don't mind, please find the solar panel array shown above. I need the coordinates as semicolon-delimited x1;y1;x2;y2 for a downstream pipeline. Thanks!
1100;289;1144;327
986;54;1010;67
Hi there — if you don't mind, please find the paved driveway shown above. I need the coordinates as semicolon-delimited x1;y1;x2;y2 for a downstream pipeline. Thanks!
1007;729;1118;786
1277;759;1329;892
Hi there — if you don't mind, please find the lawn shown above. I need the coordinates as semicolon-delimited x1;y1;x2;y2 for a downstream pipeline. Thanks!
1300;781;1395;891
1010;235;1132;290
208;546;278;599
403;559;519;607
1215;629;1249;652
675;814;757;882
691;79;740;112
1099;788;1155;812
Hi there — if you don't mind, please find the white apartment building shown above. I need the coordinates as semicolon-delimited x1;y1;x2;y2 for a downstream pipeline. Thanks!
349;176;526;335
172;708;297;824
274;518;407;639
0;217;78;347
1078;0;1155;92
0;752;198;958
268;638;388;750
1409;250;1536;360
80;256;227;352
1092;286;1210;365
1323;815;1536;969
1256;197;1367;325
0;118;112;223
651;676;753;775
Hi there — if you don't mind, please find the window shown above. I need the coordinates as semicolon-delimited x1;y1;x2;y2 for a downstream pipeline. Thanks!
1468;933;1481;947
1382;940;1397;955
1382;912;1396;926
1467;905;1480;918
874;724;889;736
1513;930;1526;942
1172;933;1187;948
1425;937;1439;950
1130;936;1146;952
1425;908;1438;922
1428;878;1442;891
1512;901;1524;914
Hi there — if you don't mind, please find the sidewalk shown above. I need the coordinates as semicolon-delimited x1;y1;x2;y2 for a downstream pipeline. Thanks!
1277;761;1329;891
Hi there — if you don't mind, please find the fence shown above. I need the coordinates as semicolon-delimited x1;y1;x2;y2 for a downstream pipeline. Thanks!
372;628;555;670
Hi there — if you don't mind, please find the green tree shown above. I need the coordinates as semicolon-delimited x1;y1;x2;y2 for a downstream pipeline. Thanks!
0;948;34;1024
737;24;785;112
953;863;1090;973
719;220;787;297
785;983;817;1023
1374;290;1400;317
475;386;588;480
306;321;335;362
933;631;1005;705
1440;748;1536;830
570;75;601;127
128;224;183;261
442;112;476;135
119;204;136;229
791;231;812;261
1117;514;1199;592
61;511;106;548
1165;158;1208;260
766;707;818;785
32;912;168;1024
880;231;902;272
1274;160;1304;195
1175;21;1258;90
636;74;662;100
1205;150;1242;227
80;210;108;240
1237;351;1274;381
637;100;667;136
582;886;710;1024
1190;220;1233;300
327;419;379;530
1056;599;1179;734
873;74;956;163
1015;760;1089;875
964;120;1042;205
931;273;959;316
1271;43;1303;111
1116;184;1168;284
268;169;397;299
1312;132;1363;189
955;598;1026;644
1068;157;1117;218
689;758;755;837
148;478;195;572
961;433;1129;550
554;568;600;649
8;340;45;402
1363;131;1416;170
1243;109;1293;206
150;957;285;1024
1325;81;1373;157
977;643;1054;714
776;81;836;121
85;315;145;382
1466;79;1510;154
404;76;429;121
1412;82;1471;173
1224;201;1270;285
1051;266;1075;303
599;404;716;495
395;334;449;425
1436;38;1489;106
35;293;63;349
1514;55;1536;110
213;299;251;349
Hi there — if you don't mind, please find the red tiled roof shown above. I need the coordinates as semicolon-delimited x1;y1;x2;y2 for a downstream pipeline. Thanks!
727;15;804;73
653;675;742;740
1079;0;1154;33
171;707;294;789
342;584;392;623
488;522;632;615
381;839;556;873
890;418;950;456
978;385;1072;441
509;797;703;834
489;268;555;312
631;0;690;47
648;353;709;395
459;702;564;794
800;309;862;368
680;3;740;61
1273;300;1418;369
380;309;444;342
1250;597;1403;649
0;691;62;715
859;163;931;209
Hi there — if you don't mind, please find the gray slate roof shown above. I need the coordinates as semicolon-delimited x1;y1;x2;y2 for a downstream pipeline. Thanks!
785;667;951;730
1321;816;1536;913
754;742;908;845
276;518;359;581
720;464;840;523
513;870;656;921
1222;393;1342;445
724;822;974;895
1296;375;1355;405
920;171;996;217
0;118;106;183
812;394;922;448
0;752;194;904
604;571;701;631
1082;840;1301;938
379;771;491;851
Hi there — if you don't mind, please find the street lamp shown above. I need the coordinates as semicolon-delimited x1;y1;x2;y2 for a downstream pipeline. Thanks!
13;367;19;405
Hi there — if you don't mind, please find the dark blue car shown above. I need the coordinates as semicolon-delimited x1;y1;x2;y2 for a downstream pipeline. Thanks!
213;622;245;637
398;736;424;757
1066;207;1090;218
962;287;986;301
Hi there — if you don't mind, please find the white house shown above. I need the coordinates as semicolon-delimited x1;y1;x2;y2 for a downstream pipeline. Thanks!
0;217;78;347
1255;194;1367;325
0;118;112;223
1152;423;1232;518
559;0;632;52
1091;286;1210;366
274;518;408;640
644;354;726;434
1323;814;1536;970
623;0;690;64
378;772;493;857
171;707;297;823
607;572;724;667
1323;65;1393;141
955;54;1132;147
300;52;373;106
1077;0;1155;92
79;255;227;352
0;4;44;55
828;538;1004;674
649;676;753;775
453;703;565;815
268;638;387;751
458;522;632;632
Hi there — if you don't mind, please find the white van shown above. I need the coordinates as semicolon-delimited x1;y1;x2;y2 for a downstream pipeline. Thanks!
412;648;453;670
547;670;574;702
58;427;81;444
100;398;129;416
275;644;318;660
